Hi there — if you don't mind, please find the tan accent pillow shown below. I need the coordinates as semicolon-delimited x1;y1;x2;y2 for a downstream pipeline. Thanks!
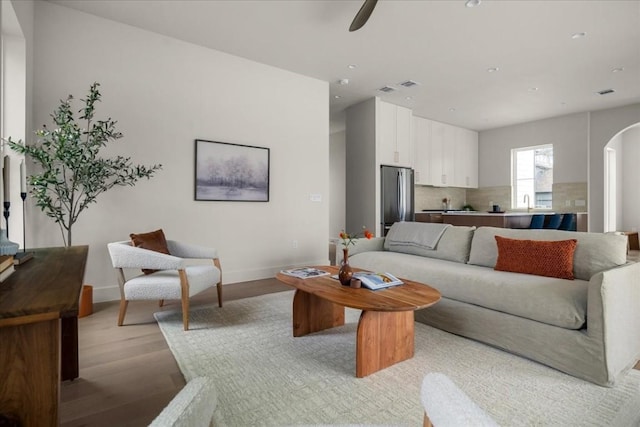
130;229;170;275
494;235;577;280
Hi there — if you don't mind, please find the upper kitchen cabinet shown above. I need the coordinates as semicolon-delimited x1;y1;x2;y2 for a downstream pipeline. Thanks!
454;127;478;188
413;116;478;189
378;101;413;168
430;120;456;186
413;116;431;185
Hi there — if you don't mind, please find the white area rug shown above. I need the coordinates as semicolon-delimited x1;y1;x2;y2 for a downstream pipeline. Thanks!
155;291;640;426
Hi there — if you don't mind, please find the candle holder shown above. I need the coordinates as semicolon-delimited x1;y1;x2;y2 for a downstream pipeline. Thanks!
14;192;33;265
3;201;9;238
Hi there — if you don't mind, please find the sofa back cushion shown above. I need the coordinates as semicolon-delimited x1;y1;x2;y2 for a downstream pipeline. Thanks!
468;227;627;280
384;222;475;263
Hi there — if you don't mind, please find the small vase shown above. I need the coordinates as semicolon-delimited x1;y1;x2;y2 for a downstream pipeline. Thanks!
338;248;353;286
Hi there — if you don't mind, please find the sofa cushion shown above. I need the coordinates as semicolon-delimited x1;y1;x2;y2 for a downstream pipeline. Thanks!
349;251;588;329
468;227;627;281
384;223;475;264
494;236;577;280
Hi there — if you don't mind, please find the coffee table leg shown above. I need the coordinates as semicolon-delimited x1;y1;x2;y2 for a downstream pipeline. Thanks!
356;310;414;378
292;289;345;337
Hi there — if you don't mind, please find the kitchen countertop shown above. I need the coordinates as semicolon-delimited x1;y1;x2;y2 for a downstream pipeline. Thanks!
443;211;553;216
441;211;588;216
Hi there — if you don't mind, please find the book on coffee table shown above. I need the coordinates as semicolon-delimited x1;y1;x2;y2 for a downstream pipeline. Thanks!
280;267;330;279
353;271;403;290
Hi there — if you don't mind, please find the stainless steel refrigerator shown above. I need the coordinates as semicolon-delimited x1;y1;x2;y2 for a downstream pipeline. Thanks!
381;165;415;235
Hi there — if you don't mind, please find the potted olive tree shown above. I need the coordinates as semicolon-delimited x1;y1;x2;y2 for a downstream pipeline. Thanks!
7;82;162;246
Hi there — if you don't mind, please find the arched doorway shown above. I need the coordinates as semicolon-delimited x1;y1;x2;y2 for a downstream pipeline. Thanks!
603;123;640;233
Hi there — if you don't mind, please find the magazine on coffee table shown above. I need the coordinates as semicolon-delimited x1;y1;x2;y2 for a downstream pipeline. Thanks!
280;267;330;279
353;271;403;290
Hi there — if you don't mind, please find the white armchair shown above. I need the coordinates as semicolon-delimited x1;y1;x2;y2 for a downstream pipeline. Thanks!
107;240;222;331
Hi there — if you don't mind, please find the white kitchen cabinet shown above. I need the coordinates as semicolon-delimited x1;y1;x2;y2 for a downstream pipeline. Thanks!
454;127;478;188
378;101;413;167
413;116;431;185
430;120;455;186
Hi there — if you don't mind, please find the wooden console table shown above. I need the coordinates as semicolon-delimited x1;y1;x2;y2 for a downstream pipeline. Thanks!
0;246;88;427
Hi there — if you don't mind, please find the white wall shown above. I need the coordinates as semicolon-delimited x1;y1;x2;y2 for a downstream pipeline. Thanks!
622;126;640;232
478;112;588;188
329;130;345;239
32;2;329;301
345;98;377;235
589;103;640;232
605;134;623;231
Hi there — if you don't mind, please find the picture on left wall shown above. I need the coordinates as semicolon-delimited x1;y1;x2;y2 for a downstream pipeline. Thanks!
195;139;270;202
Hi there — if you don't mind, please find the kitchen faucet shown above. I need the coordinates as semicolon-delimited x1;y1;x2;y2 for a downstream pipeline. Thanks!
524;194;531;213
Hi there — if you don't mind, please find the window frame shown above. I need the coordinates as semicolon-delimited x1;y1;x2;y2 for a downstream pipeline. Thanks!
511;144;553;210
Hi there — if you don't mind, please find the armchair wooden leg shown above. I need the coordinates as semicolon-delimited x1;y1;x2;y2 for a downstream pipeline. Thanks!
118;300;129;326
182;297;189;331
423;412;433;427
159;299;164;307
179;269;190;331
217;282;223;308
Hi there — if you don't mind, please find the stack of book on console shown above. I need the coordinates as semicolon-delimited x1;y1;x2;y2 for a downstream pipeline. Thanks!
0;255;15;282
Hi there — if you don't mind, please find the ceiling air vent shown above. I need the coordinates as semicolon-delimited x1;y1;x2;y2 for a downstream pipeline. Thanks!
597;88;615;95
378;86;396;93
399;80;420;88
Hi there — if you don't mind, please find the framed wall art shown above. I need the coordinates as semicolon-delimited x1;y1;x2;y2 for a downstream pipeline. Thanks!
195;139;270;202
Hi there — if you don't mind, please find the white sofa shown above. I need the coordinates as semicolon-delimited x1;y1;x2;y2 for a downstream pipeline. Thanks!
344;222;640;386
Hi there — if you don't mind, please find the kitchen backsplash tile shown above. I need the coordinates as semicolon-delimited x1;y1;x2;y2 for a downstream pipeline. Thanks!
552;182;588;213
466;186;511;212
415;186;467;210
465;182;588;213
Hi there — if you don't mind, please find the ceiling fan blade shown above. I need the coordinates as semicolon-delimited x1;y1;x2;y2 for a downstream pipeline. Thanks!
349;0;378;32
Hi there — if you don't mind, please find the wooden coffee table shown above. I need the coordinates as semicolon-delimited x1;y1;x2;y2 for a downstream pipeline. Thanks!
276;265;441;377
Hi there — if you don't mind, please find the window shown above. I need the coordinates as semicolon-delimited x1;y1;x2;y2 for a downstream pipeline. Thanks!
512;145;553;209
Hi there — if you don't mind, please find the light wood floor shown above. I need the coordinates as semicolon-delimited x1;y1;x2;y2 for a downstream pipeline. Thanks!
60;278;290;427
61;274;640;426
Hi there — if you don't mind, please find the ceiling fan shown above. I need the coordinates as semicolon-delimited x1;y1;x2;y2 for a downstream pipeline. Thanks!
349;0;378;32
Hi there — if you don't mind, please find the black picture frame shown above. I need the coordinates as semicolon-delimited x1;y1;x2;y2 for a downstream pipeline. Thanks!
195;139;270;202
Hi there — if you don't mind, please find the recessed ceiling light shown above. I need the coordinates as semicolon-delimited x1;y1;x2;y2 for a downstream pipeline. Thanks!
337;78;349;85
334;95;341;99
465;0;481;8
406;96;413;100
449;107;456;112
571;32;586;39
348;64;357;69
487;67;499;73
528;87;539;92
612;67;625;73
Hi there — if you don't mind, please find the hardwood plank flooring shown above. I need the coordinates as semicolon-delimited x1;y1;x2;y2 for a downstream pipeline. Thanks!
61;276;640;425
60;278;290;427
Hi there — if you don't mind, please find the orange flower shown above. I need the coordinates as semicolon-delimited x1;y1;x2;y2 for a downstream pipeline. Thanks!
339;226;373;248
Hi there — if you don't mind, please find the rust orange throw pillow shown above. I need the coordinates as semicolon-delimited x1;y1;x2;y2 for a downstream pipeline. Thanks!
130;229;170;275
494;236;577;280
